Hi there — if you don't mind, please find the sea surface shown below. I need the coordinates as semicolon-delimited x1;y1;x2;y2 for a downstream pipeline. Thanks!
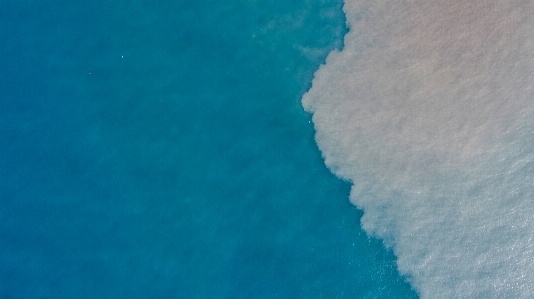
0;1;418;298
305;1;534;298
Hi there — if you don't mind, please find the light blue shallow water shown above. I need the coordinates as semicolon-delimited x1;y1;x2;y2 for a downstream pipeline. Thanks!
0;1;417;298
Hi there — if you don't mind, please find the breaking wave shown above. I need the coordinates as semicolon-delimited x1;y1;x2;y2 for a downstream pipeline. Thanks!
303;1;534;298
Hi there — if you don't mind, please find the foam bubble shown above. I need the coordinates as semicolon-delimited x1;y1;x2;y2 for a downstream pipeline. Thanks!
303;1;534;298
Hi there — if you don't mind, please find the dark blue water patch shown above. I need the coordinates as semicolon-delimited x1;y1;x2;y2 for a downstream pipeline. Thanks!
0;1;418;298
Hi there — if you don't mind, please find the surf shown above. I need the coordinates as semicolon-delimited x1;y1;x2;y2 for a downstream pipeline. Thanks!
303;0;534;297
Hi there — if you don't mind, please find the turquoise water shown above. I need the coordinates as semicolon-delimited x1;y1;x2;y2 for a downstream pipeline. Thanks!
0;1;417;298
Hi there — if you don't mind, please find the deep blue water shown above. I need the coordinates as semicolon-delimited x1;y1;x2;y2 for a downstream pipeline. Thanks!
0;1;418;298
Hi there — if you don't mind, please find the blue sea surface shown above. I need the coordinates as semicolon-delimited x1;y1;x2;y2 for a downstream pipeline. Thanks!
0;1;418;298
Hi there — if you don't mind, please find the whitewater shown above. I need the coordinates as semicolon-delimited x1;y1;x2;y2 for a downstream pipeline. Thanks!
303;0;534;298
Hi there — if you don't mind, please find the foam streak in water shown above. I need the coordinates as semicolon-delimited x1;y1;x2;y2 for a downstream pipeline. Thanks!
303;1;534;298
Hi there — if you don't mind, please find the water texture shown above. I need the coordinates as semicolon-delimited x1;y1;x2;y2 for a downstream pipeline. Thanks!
1;1;417;298
304;1;534;298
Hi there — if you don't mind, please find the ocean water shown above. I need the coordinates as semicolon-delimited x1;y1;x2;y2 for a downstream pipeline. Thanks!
304;1;534;298
0;1;418;298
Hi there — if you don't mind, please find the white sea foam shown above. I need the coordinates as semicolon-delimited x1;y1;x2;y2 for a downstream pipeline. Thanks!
303;1;534;298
